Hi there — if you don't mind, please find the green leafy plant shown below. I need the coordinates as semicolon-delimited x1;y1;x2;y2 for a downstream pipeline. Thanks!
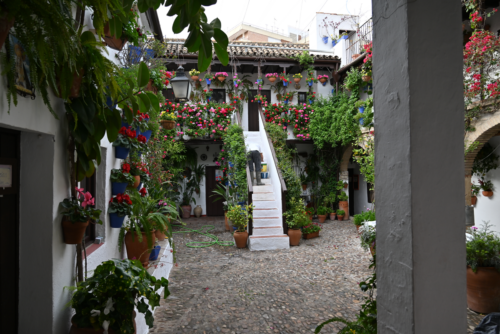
353;209;376;226
353;136;375;193
111;164;136;184
283;197;310;230
226;204;253;232
343;67;363;91
472;182;481;196
467;223;500;272
305;206;314;217
478;178;494;192
60;188;102;224
290;50;315;72
303;222;321;234
338;191;348;201
68;258;169;334
472;144;499;178
336;209;345;216
317;206;329;215
359;224;376;251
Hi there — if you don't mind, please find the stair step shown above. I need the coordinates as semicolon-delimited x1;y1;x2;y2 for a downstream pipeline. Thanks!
253;217;282;227
253;184;273;193
260;178;272;185
252;200;278;209
252;226;283;236
249;235;290;251
253;193;275;201
253;208;279;218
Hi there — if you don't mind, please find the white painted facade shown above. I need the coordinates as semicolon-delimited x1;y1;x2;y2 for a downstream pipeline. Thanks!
309;13;359;53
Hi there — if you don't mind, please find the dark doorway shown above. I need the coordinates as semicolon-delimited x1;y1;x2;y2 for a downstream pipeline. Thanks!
0;127;20;334
248;90;271;131
205;166;224;216
348;168;355;217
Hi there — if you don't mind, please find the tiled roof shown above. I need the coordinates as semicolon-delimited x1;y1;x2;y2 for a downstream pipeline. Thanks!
164;38;339;61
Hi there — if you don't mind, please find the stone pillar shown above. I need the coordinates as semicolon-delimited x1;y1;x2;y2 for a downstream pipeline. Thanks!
373;1;466;333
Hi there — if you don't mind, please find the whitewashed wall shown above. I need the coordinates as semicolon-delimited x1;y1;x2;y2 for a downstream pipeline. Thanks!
309;13;359;53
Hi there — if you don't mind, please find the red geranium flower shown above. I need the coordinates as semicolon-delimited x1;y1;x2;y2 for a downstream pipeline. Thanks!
139;188;147;197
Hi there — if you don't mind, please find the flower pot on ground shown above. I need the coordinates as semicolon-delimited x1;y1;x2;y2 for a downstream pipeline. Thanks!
60;188;102;244
303;222;322;239
330;213;336;220
304;231;320;239
226;204;253;248
234;231;249;248
338;192;349;218
360;224;376;256
337;209;345;221
317;206;329;224
124;229;156;266
283;198;310;246
353;209;376;234
224;211;230;231
69;259;168;334
181;205;191;218
193;205;202;218
288;229;302;245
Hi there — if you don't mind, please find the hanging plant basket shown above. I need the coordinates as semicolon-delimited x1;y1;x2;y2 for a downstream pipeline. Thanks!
268;77;276;83
191;75;199;81
294;78;301;83
0;12;14;50
319;78;328;84
103;22;128;51
62;218;89;245
483;190;493;197
160;120;175;130
362;75;372;82
217;75;225;82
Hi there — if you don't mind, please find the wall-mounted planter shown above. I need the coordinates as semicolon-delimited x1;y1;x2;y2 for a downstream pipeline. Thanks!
217;76;226;82
483;190;493;197
283;81;288;87
322;36;328;44
319;78;328;86
109;213;125;228
149;245;161;261
206;78;211;85
358;106;365;125
341;35;349;40
308;81;313;87
332;39;338;47
112;182;128;196
191;75;199;81
284;99;289;104
62;218;89;244
309;99;314;104
115;146;130;159
160;120;175;130
471;196;477;205
141;129;152;142
136;182;142;191
268;77;276;83
103;23;128;51
257;79;263;85
132;175;141;188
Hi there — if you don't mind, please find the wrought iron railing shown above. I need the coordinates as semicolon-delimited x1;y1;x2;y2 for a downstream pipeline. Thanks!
346;18;372;63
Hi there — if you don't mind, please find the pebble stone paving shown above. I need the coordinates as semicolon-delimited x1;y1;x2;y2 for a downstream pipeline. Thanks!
150;216;487;334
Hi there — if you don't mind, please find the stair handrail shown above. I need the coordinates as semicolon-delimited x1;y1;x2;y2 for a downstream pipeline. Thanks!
258;104;288;234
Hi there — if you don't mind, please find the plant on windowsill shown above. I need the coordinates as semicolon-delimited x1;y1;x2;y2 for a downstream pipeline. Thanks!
108;192;133;229
283;197;310;246
466;222;500;314
59;188;102;245
226;204;253;248
478;178;494;197
68;258;169;334
111;163;136;195
302;222;322;239
336;209;345;221
316;205;329;223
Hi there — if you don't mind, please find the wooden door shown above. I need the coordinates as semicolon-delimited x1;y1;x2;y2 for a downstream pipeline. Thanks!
0;127;20;334
205;166;225;216
248;90;271;131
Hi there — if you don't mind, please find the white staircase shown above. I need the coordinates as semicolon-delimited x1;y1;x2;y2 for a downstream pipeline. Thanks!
244;131;289;251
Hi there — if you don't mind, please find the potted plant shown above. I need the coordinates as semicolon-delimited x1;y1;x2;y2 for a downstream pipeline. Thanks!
215;71;228;82
307;91;316;105
253;94;267;104
360;223;376;256
226;204;253;248
284;91;295;104
68;258;169;334
113;126;140;159
293;73;303;83
361;68;372;82
159;107;176;130
60;188;102;244
466;223;500;313
336;209;345;221
303;222;322;239
471;182;481;205
233;75;242;88
317;206;329;223
265;72;279;83
353;209;376;233
108;192;133;228
204;73;214;85
306;73;317;87
189;69;201;81
355;100;367;125
338;191;349;218
283;198;309;246
180;188;196;219
305;206;314;221
479;178;494;197
111;163;135;195
103;7;147;51
317;74;329;86
280;72;290;86
130;161;150;189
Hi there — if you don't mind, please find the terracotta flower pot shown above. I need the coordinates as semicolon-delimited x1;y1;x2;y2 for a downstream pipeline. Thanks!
319;78;328;84
125;231;156;267
132;175;141;188
339;200;349;219
293;78;301;83
352;53;361;60
356;225;361;233
483;190;493;197
191;75;199;81
302;184;307;191
467;266;500;313
268;77;276;83
362;75;372;82
224;211;230;231
471;196;478;205
103;22;128;51
155;227;168;241
145;79;158;94
318;215;327;223
303;231;320;239
343;183;348;189
240;93;245;99
337;215;344;221
288;228;302;246
62;219;89;244
330;213;336;220
234;231;248;248
217;76;226;82
0;12;14;51
369;244;376;257
181;205;191;219
161;120;175;130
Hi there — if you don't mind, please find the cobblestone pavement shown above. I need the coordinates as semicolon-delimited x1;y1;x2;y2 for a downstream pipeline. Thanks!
151;217;486;334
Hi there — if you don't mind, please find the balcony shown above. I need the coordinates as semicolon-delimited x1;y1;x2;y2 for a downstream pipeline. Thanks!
346;18;372;63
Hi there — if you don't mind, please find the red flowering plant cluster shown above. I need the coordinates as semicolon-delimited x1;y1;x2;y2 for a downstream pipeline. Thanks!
110;162;136;184
302;222;322;234
130;161;151;179
178;102;235;140
263;103;313;140
279;72;290;85
131;109;151;133
252;94;267;103
113;125;142;150
60;187;103;224
362;42;373;76
263;103;290;125
108;193;133;217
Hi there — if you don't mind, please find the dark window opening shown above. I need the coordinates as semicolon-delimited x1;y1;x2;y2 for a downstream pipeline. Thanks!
212;89;226;103
298;92;307;104
162;88;175;102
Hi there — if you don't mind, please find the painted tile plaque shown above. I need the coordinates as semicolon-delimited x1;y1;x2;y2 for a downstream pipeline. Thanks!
0;165;12;187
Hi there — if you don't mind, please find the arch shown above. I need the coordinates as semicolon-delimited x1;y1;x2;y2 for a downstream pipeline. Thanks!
339;145;353;181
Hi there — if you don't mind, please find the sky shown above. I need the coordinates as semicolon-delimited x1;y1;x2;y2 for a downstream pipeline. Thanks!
157;0;372;40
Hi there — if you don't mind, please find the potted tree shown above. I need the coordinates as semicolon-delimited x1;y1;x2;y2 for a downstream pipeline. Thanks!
479;178;494;197
113;126;141;159
317;206;329;223
466;224;500;313
111;163;135;195
60;188;102;244
227;203;253;248
336;209;345;221
108;192;133;229
303;222;322;239
284;198;309;246
471;182;481;205
68;259;169;334
189;69;201;81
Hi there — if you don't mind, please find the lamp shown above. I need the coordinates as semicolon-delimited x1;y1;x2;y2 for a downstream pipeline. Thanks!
170;66;191;101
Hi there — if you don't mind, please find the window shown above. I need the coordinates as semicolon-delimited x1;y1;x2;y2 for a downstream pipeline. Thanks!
162;88;175;102
212;89;226;103
298;92;307;104
80;174;96;246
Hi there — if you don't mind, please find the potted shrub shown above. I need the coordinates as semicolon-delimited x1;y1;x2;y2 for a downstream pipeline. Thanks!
317;206;329;223
119;191;170;267
471;182;481;205
189;69;201;81
293;73;303;83
113;126;140;159
338;191;349;218
283;198;309;246
265;72;278;83
215;71;228;82
479;178;494;197
180;188;196;219
317;74;329;86
227;204;253;248
353;209;376;233
466;223;500;313
130;161;150;189
111;163;135;195
360;223;376;256
68;258;169;334
108;192;133;229
204;73;214;85
60;188;102;244
303;222;322;239
336;209;345;221
306;74;316;87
